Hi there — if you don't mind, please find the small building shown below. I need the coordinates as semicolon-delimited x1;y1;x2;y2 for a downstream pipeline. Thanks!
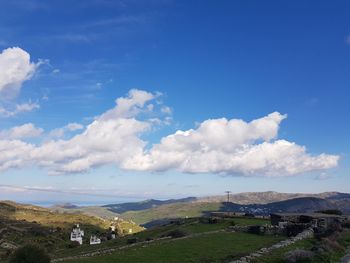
110;225;116;239
270;213;342;230
89;235;101;245
70;224;84;245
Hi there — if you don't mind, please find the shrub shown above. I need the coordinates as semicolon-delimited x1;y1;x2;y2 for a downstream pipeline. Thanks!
342;221;350;229
9;244;50;263
321;237;344;252
127;237;138;244
315;222;342;239
67;241;80;248
208;218;219;224
285;224;306;237
164;229;187;238
244;213;255;217
29;226;48;237
247;225;264;235
284;249;314;263
199;217;221;224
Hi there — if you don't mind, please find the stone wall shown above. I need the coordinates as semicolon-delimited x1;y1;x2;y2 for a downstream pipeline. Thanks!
229;228;314;263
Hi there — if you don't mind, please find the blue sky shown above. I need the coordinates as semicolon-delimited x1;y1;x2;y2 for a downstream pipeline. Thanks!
0;0;349;204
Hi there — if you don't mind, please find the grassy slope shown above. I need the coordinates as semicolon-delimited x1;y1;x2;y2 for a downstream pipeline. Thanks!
0;201;144;262
64;232;282;263
253;229;350;263
52;206;119;220
120;202;221;225
0;201;109;229
52;217;270;262
0;201;144;234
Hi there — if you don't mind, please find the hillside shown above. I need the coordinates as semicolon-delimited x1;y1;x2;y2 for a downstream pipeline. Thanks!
0;201;110;229
52;191;350;226
220;197;346;215
0;201;144;261
51;205;120;220
121;202;221;226
196;191;348;205
103;197;197;214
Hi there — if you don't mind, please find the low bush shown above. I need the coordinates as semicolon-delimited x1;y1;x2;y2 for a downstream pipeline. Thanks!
67;241;80;248
247;225;264;235
315;222;342;239
127;237;138;244
285;224;306;237
320;237;344;252
9;244;50;263
164;229;187;238
284;249;314;263
342;221;350;229
244;213;255;217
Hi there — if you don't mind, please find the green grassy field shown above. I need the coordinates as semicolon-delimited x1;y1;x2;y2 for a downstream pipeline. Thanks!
52;217;268;258
64;232;283;263
50;217;272;263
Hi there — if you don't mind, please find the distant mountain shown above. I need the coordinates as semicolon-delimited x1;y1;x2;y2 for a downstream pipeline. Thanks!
219;197;346;215
115;193;350;226
103;197;197;214
196;191;348;205
52;202;79;209
40;191;350;226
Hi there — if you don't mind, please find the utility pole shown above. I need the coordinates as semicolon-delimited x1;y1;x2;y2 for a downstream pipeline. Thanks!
225;191;232;203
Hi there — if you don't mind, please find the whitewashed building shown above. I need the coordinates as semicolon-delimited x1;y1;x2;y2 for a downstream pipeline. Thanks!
70;224;84;245
89;235;101;245
110;225;116;239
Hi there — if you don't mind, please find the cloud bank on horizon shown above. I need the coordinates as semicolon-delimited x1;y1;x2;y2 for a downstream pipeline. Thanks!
0;47;340;176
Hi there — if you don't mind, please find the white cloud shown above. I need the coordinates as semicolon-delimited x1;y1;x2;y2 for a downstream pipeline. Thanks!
31;89;157;174
122;112;339;176
0;89;340;176
100;89;159;120
15;101;40;112
0;123;43;140
49;122;84;138
0;140;35;171
66;123;84;131
314;172;334;180
161;106;172;114
0;102;40;117
0;47;41;99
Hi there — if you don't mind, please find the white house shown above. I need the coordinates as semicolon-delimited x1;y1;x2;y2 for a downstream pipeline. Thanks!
89;235;101;245
110;225;116;239
70;224;84;245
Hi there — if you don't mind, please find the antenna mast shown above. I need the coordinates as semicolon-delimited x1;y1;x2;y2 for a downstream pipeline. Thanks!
225;191;232;203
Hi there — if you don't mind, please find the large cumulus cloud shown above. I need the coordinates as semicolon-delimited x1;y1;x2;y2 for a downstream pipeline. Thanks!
0;47;40;98
0;89;340;176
